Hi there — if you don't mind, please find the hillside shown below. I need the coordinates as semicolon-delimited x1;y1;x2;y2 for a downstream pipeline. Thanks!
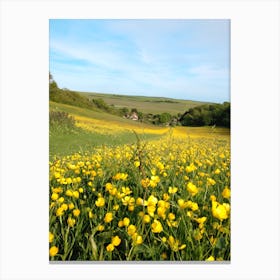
78;91;211;115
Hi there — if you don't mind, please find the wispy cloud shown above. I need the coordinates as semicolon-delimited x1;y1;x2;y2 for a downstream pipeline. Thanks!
50;19;230;103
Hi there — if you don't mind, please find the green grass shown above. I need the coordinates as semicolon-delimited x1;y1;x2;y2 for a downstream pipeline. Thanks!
78;91;212;115
50;128;163;159
49;101;229;159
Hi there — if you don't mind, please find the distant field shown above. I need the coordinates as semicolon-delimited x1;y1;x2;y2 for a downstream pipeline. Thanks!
49;101;229;158
78;91;211;115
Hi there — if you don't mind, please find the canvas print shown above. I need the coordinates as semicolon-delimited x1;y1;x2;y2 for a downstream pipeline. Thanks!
49;19;230;261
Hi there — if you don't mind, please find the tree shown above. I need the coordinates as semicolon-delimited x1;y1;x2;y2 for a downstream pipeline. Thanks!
159;112;172;124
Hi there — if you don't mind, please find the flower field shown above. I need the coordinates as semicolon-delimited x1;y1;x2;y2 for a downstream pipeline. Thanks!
49;130;230;261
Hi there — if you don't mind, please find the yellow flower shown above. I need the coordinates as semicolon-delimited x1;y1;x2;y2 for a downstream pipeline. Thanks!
65;190;73;197
190;202;199;211
58;197;64;203
178;199;187;209
66;178;72;184
106;243;115;252
222;187;231;199
113;172;128;181
210;195;216;201
206;255;215;261
49;232;54;243
136;197;146;206
97;225;104;231
51;193;59;201
111;235;121;247
141;178;150;188
61;203;68;211
167;236;185;252
68;202;75;210
212;201;229;221
95;197;105;207
214;168;221;175
72;191;79;199
88;211;94;219
56;207;64;217
150;175;160;187
113;204;119;211
185;163;197;173
134;161;140;167
73;209;80;217
161;237;167;243
157;161;164;170
67;217;76;227
207;178;216;186
49;246;59;257
187;182;198;196
127;225;137;236
104;212;113;223
163;193;170;201
168;213;176;221
123;217;130;227
105;183;113;191
142;214;151;224
147;195;158;206
132;233;143;245
157;206;167;219
118;220;124;227
78;187;84;193
168;186;178;194
151;219;163;233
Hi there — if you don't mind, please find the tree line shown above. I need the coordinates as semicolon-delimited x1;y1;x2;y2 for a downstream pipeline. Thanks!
49;73;230;128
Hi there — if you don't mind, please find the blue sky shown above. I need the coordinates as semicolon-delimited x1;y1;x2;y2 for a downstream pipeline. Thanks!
49;19;230;103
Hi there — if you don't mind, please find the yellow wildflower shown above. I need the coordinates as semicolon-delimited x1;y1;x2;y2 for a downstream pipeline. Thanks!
68;202;75;210
104;212;113;223
65;190;73;197
49;232;54;243
51;193;59;201
67;217;76;227
123;217;130;227
111;235;121;247
222;187;231;199
95;197;105;207
56;207;64;217
142;214;151;224
168;186;178;194
106;243;115;252
187;182;198;196
206;256;215;261
49;246;59;257
72;191;79;199
97;225;104;231
212;201;229;221
141;178;150;188
151;219;163;233
127;225;137;236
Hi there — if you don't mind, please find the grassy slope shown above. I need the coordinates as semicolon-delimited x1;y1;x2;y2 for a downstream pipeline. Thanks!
49;94;229;158
49;101;167;158
78;91;211;114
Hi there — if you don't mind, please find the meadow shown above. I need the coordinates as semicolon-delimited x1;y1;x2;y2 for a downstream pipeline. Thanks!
79;91;209;114
49;100;230;261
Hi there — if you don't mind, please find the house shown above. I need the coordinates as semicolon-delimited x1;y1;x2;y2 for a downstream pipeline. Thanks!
130;112;138;121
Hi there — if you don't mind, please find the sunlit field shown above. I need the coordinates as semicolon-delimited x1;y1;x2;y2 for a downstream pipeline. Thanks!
49;111;230;261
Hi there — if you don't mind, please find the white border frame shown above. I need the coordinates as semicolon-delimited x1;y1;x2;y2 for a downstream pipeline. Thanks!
0;0;279;279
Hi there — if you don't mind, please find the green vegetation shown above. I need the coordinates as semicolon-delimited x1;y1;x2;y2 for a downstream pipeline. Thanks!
49;73;230;129
50;129;162;159
80;91;210;115
180;103;230;128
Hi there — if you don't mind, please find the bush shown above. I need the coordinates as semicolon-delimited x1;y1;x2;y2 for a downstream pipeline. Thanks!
49;111;76;132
